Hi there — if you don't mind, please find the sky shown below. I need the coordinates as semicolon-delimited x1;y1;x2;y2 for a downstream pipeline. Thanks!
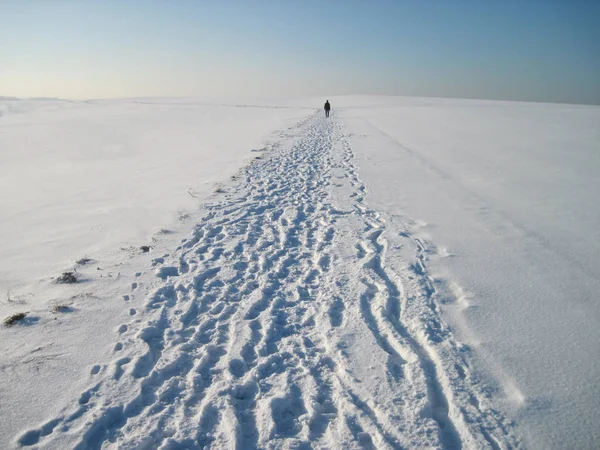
1;0;599;104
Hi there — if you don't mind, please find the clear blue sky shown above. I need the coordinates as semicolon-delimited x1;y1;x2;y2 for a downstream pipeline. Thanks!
1;0;599;104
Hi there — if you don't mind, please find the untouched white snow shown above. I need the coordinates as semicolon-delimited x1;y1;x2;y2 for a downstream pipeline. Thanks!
1;96;599;449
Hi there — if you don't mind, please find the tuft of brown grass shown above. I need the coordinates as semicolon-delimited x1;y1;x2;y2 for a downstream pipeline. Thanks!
56;272;78;284
4;312;28;326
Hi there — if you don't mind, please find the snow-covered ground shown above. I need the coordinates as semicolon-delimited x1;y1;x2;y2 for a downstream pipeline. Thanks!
0;96;598;449
335;96;600;450
0;98;313;308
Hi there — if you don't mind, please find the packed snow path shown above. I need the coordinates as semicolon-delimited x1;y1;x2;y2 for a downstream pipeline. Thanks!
18;114;520;449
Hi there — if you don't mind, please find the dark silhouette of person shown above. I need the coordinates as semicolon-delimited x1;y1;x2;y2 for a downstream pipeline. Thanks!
324;100;331;118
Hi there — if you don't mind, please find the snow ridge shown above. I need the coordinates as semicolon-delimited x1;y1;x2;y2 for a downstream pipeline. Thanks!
17;114;520;449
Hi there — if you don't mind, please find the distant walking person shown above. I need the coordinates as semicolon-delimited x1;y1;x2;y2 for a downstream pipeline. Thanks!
324;100;331;118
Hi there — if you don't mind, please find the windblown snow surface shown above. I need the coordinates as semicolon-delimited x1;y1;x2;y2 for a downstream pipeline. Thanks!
1;97;599;449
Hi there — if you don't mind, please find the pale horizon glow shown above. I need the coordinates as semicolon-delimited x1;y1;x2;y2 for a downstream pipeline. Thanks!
1;0;599;104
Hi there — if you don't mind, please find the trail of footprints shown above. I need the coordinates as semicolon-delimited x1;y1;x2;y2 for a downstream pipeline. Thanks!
18;115;519;449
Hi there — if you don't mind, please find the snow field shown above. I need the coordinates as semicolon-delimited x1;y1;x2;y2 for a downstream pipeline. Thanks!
2;96;599;449
15;115;520;449
0;98;313;310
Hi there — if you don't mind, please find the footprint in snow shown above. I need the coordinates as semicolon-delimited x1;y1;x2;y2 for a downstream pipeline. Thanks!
155;266;179;279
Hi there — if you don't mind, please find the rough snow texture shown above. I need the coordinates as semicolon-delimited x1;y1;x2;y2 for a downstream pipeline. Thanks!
1;97;599;450
336;97;600;450
0;98;313;309
8;114;518;450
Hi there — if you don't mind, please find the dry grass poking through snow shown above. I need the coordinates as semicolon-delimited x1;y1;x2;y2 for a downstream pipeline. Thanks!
3;312;28;326
55;272;78;284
